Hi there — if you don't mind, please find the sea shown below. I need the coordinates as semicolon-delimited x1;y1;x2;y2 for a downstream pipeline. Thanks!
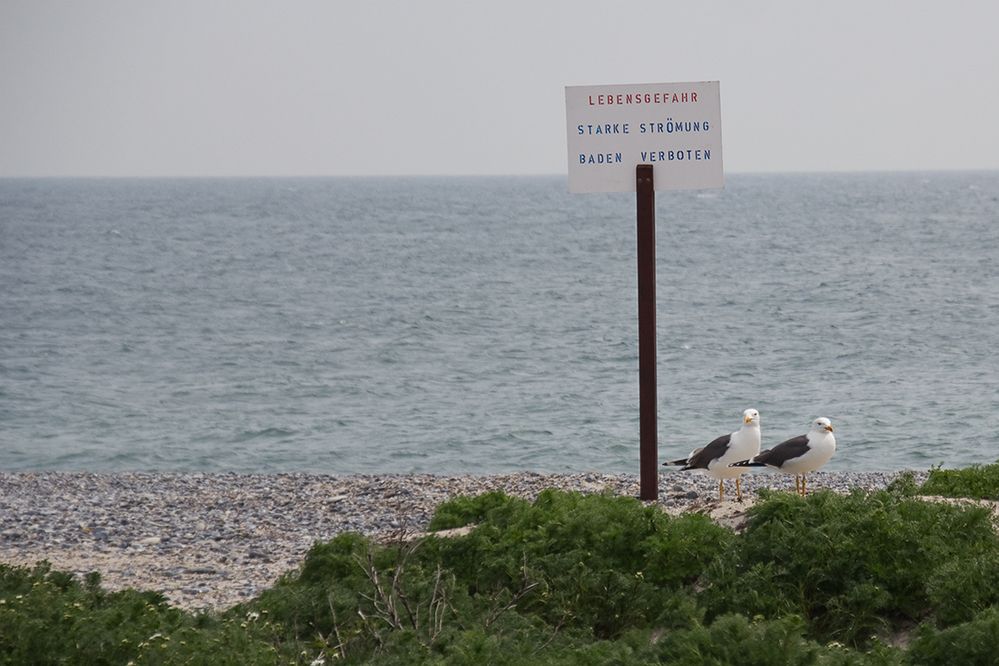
1;172;997;474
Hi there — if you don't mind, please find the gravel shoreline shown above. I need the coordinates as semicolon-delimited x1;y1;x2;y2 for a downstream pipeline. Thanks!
0;470;924;611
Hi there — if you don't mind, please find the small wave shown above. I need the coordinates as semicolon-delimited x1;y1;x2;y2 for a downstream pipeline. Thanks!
233;427;297;442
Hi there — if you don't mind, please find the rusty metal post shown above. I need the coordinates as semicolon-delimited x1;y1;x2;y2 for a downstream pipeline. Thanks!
636;164;658;501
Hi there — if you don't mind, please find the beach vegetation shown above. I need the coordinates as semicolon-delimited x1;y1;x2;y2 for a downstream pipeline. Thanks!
3;479;999;664
917;461;999;500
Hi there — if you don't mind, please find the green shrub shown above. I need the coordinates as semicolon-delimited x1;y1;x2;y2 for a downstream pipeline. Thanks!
884;472;920;497
254;531;472;661
0;562;300;665
654;614;822;666
251;489;733;661
426;490;528;530
428;489;733;638
0;562;186;665
918;462;999;500
700;489;999;646
906;608;999;665
924;551;999;626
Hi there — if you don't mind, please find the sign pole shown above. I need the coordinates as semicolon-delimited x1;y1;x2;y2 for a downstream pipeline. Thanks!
636;164;658;501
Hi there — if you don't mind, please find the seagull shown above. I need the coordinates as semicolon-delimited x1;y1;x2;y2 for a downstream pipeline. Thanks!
730;417;836;496
663;408;762;501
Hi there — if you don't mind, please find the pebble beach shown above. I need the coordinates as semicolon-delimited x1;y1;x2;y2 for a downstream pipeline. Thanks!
0;471;925;611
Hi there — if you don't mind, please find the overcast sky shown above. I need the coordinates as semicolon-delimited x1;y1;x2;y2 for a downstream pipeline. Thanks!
2;0;998;177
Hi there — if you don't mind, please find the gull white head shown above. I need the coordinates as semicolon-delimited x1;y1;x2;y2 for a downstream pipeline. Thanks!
742;408;760;427
811;417;834;434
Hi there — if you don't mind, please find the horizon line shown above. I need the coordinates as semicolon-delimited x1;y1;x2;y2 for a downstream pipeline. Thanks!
1;166;997;180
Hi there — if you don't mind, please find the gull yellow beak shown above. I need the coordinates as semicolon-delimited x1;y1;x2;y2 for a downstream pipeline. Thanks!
744;415;753;424
824;424;835;432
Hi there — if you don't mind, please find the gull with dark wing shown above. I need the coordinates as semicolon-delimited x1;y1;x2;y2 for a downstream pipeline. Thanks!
730;417;836;496
663;408;762;501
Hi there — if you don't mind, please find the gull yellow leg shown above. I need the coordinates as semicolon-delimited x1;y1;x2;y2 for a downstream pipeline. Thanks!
794;475;800;495
801;475;807;496
736;477;742;502
718;479;724;500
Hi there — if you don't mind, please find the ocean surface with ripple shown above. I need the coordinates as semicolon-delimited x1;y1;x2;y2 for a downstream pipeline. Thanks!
2;172;997;473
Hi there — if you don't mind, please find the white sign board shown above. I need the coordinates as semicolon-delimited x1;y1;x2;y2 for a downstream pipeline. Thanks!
565;81;723;193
